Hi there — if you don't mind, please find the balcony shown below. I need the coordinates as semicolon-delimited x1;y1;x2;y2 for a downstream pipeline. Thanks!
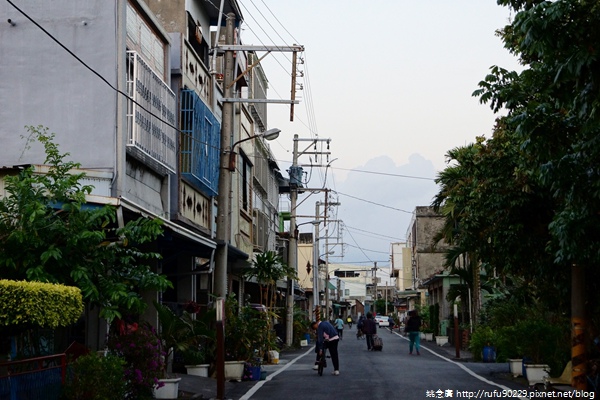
180;89;220;197
126;51;177;175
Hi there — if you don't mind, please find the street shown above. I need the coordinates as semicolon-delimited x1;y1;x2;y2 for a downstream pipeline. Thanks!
236;326;527;400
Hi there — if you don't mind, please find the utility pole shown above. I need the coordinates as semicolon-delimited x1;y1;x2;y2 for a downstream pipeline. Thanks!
214;13;235;299
286;135;300;347
286;136;332;341
312;201;320;321
373;262;378;315
214;13;235;400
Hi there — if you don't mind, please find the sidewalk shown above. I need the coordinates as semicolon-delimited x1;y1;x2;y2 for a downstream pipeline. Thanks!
418;337;532;389
177;347;309;399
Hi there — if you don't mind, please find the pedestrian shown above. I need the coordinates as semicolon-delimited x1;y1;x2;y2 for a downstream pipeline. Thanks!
405;309;422;355
311;320;341;375
388;316;395;333
334;315;344;339
357;315;365;331
346;315;353;329
361;312;377;351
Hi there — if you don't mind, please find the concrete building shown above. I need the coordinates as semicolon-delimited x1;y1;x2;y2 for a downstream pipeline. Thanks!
0;0;284;348
405;206;455;335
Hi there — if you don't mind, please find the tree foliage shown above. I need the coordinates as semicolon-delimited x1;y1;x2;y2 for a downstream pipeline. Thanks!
434;0;600;330
0;126;172;321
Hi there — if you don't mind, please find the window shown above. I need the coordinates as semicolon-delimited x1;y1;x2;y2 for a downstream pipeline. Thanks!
241;155;252;213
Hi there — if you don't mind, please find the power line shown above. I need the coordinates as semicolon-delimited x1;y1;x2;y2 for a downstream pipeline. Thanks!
344;225;403;241
335;191;414;214
332;167;435;181
345;243;390;255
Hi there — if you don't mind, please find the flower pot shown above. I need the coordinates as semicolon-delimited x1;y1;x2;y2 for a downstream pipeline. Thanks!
249;366;261;381
224;361;245;382
508;359;523;377
424;332;433;341
482;346;496;363
153;377;181;399
268;350;279;364
524;364;550;386
185;364;210;377
436;336;449;346
420;332;426;340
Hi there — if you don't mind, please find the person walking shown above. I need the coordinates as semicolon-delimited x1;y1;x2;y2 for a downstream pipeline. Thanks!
346;315;353;329
311;320;341;375
334;315;344;339
362;312;377;351
388;316;395;333
405;309;422;355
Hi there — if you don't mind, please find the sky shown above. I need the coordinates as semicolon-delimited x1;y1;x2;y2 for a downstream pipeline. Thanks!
237;1;522;269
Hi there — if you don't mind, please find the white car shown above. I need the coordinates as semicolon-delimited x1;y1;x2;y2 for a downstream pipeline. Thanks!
374;315;390;327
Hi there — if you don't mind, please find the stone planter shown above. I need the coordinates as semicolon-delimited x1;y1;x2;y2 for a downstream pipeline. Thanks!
153;377;181;399
436;335;449;346
419;332;426;340
508;359;523;377
424;332;434;341
524;364;550;386
185;364;210;377
224;361;245;382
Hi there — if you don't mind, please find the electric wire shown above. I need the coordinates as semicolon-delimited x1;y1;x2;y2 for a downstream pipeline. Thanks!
335;191;414;214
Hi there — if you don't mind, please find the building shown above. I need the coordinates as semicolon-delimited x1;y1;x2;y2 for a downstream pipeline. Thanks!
405;206;454;335
0;0;284;349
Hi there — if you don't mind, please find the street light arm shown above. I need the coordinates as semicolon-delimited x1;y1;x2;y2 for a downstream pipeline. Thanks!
228;128;281;171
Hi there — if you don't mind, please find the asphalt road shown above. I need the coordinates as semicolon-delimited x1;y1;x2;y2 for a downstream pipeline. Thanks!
236;326;529;400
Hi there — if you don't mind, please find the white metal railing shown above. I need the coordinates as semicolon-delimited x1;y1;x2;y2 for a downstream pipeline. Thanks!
126;51;177;174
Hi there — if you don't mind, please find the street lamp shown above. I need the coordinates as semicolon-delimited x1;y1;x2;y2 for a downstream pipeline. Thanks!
214;126;279;399
228;128;281;171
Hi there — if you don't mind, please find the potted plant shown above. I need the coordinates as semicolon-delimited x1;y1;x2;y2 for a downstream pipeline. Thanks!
513;319;566;386
469;326;496;362
240;251;296;358
242;356;263;381
183;347;210;377
152;301;212;398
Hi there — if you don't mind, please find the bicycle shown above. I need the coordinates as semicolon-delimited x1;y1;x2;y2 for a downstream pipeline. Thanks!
317;341;329;376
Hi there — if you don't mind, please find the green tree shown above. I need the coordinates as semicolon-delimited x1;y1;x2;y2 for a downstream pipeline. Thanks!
462;0;600;387
0;126;171;321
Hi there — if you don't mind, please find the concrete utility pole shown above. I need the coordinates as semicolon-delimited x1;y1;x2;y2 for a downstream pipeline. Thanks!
286;135;300;347
214;13;235;300
312;201;321;321
373;262;378;315
214;14;235;400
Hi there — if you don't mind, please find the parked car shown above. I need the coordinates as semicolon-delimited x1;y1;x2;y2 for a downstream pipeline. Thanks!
374;315;389;327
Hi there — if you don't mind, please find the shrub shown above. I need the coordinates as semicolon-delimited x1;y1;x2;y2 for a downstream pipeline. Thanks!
106;321;164;400
469;326;496;361
63;352;126;400
0;280;83;329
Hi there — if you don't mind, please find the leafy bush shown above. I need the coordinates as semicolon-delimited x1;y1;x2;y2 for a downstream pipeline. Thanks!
106;321;164;400
0;280;83;329
63;352;126;400
469;326;496;361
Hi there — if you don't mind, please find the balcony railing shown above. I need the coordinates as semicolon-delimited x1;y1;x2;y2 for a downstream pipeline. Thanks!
126;51;177;175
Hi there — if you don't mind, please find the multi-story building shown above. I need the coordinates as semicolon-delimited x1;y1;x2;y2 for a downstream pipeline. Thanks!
0;0;283;348
406;206;461;335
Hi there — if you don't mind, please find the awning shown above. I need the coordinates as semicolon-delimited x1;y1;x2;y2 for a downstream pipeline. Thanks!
85;194;217;258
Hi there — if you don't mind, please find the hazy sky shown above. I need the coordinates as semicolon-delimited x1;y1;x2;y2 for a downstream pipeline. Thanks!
238;1;522;268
